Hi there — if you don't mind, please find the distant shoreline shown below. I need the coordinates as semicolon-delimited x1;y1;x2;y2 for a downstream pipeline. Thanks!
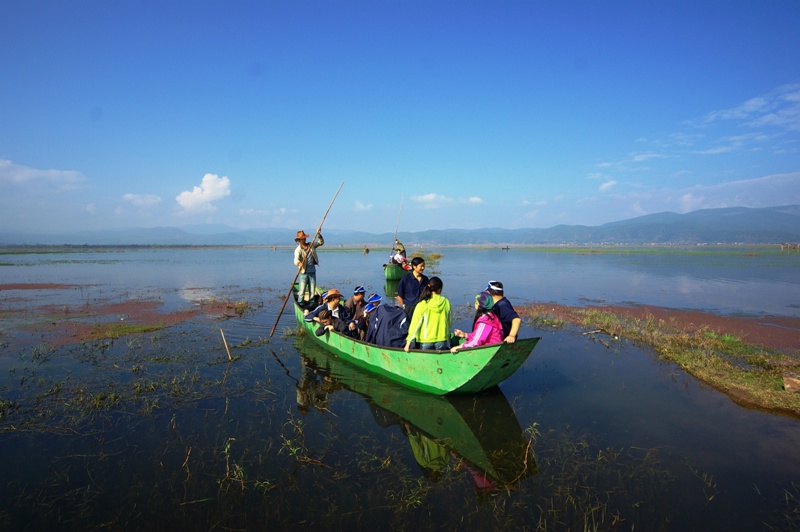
0;243;792;253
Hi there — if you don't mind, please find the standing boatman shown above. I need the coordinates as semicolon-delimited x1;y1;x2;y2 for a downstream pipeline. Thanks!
294;229;324;308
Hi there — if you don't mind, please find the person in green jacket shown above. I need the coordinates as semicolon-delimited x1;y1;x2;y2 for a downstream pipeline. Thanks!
404;276;452;351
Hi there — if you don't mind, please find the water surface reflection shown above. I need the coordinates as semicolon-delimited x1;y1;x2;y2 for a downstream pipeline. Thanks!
296;339;538;492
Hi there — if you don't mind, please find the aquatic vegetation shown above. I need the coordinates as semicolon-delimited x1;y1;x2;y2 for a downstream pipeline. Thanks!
528;425;675;531
523;303;800;418
89;321;166;339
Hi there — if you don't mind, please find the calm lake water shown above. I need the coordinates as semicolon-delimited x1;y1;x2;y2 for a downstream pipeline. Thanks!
1;246;799;530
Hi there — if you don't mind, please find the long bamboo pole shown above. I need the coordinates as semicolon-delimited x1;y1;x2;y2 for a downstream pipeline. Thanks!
392;194;403;252
269;181;344;337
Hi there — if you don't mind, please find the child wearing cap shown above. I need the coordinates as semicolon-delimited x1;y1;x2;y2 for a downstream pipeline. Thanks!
450;291;504;353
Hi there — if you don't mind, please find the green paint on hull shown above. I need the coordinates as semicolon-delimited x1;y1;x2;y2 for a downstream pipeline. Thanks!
294;298;540;395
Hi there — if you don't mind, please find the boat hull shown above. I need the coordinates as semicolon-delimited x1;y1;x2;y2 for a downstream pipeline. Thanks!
293;296;540;394
384;262;407;281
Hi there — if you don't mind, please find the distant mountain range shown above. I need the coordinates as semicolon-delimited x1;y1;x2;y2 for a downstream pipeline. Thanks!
2;205;799;247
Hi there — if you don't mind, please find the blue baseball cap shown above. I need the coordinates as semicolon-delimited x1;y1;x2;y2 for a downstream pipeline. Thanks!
367;293;382;303
353;285;366;294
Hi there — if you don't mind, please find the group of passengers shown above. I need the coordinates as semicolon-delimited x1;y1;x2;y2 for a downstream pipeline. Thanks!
301;259;521;354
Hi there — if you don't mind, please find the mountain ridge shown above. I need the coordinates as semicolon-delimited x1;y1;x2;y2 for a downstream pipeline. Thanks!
2;205;799;246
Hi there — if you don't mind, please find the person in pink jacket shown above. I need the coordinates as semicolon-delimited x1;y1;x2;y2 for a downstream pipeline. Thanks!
450;291;504;353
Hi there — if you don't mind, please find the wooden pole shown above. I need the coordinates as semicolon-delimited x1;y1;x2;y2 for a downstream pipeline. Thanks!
392;194;403;253
220;328;232;361
269;181;344;337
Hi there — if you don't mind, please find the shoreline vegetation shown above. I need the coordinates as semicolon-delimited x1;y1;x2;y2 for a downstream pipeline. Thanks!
520;303;800;419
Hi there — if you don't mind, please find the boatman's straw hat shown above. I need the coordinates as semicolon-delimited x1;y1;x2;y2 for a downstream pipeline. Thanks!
324;288;342;301
295;230;310;242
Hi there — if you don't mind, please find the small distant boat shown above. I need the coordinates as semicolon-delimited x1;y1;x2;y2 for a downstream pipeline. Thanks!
293;287;541;395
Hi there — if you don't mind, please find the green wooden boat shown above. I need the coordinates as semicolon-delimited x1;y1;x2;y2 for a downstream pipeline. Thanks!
293;290;541;395
295;339;538;486
384;262;407;281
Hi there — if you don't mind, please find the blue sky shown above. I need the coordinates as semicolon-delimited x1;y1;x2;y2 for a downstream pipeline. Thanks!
2;1;799;234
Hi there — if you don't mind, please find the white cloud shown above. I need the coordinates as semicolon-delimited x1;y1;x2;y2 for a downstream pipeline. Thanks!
123;193;162;208
599;180;617;192
699;82;800;132
610;172;800;216
466;196;483;204
630;152;667;163
411;193;453;208
176;173;231;214
693;146;736;155
594;152;667;173
354;200;373;211
237;206;298;228
678;192;705;212
628;201;647;217
0;159;86;190
703;96;769;123
86;203;97;215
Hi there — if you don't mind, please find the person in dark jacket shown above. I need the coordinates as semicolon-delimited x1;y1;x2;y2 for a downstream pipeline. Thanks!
397;257;428;318
356;294;382;340
365;304;409;348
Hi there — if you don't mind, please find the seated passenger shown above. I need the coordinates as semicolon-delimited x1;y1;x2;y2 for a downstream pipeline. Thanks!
450;291;504;353
304;289;357;337
365;304;409;348
357;301;378;340
344;285;367;320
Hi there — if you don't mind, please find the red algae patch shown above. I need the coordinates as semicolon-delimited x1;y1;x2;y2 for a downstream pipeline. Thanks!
51;299;242;345
0;283;78;290
4;292;246;348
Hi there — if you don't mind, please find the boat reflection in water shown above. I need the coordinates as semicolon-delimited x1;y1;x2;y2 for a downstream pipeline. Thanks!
384;278;400;298
295;338;538;495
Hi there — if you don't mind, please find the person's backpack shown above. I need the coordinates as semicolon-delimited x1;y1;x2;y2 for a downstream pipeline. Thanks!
366;304;409;348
